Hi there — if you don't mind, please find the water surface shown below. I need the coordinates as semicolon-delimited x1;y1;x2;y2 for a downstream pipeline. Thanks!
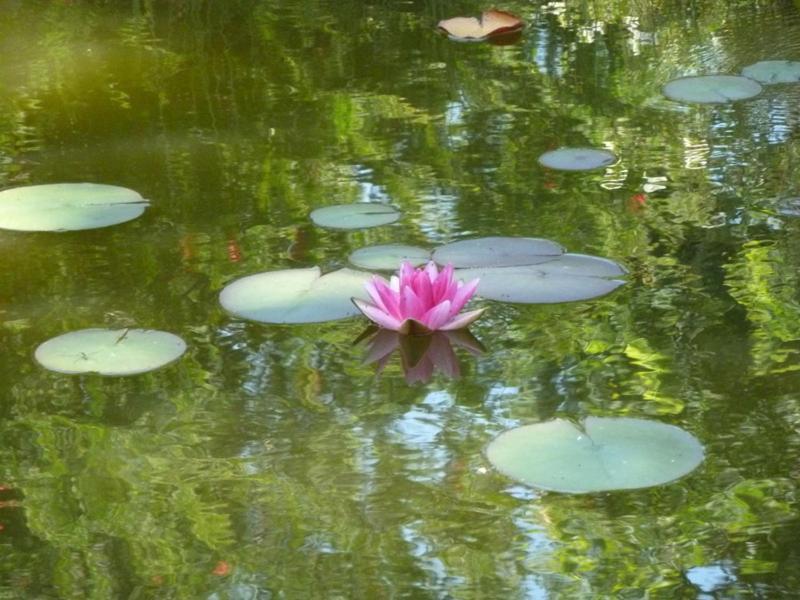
1;1;800;597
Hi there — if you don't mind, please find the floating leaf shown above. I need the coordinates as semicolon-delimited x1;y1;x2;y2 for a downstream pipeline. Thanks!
487;417;705;493
437;9;524;41
432;237;563;268
34;328;186;376
219;266;372;324
456;254;627;303
662;75;762;104
741;60;800;84
0;183;149;232
538;148;617;171
348;244;431;270
309;203;400;230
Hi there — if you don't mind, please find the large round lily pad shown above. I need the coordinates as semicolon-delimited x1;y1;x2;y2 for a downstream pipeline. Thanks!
310;203;401;230
456;253;627;303
220;266;372;323
348;244;431;270
432;237;563;268
741;60;800;84
662;75;762;104
0;183;149;232
34;328;186;376
487;417;704;493
538;148;617;171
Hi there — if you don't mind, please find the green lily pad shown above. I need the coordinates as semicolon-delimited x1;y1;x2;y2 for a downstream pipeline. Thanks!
741;60;800;84
662;75;762;104
310;203;401;230
0;183;149;232
538;148;617;171
34;328;186;375
456;254;627;303
348;244;431;270
432;237;564;268
219;266;372;323
487;417;704;493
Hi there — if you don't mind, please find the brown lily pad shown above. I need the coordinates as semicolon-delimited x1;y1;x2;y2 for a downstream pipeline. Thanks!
437;9;524;42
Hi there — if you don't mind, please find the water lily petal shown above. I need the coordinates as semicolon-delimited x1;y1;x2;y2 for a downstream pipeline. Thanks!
352;298;403;331
413;266;434;308
371;278;402;319
400;285;424;320
450;277;480;314
440;307;486;330
421;300;453;331
433;263;456;302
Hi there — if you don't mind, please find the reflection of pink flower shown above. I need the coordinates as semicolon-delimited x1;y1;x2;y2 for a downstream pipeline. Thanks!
353;262;484;335
363;328;485;384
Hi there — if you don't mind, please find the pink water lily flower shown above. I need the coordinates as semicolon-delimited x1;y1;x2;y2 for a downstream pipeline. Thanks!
353;261;484;335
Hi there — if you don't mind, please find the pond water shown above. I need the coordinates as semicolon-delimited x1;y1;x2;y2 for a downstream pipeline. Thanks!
1;0;800;597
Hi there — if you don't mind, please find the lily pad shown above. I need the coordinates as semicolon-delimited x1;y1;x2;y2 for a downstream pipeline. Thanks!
741;60;800;84
538;148;617;171
662;75;762;104
486;417;705;493
0;183;149;232
219;266;372;323
432;237;564;268
34;328;186;376
310;203;400;230
455;253;627;303
437;9;524;41
348;244;431;270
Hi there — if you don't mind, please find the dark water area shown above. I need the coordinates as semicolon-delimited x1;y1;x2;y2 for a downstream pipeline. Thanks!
1;0;800;597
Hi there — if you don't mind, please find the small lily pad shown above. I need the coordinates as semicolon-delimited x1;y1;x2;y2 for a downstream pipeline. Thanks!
34;328;186;376
662;75;762;104
487;417;705;493
0;183;149;232
432;237;564;268
219;266;372;323
538;148;617;171
456;253;627;303
348;244;431;270
741;60;800;84
310;203;401;230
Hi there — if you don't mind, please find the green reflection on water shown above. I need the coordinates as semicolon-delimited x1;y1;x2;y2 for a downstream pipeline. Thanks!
1;0;800;597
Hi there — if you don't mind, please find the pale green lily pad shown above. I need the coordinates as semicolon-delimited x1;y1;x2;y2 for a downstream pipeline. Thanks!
538;148;617;171
349;244;431;270
220;266;372;323
487;417;705;493
34;328;186;375
456;253;627;303
662;75;762;104
432;237;563;268
741;60;800;84
310;203;401;230
0;183;149;232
